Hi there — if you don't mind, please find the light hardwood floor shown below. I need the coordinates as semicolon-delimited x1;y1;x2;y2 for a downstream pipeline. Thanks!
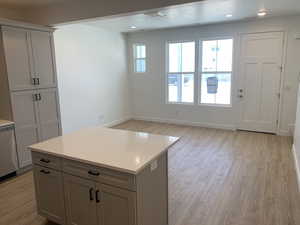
1;120;300;225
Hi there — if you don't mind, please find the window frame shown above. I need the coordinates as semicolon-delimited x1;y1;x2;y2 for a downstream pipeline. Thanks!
133;43;146;73
198;37;234;107
165;40;196;105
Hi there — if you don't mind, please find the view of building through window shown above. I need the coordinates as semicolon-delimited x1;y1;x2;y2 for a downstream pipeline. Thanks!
200;39;233;105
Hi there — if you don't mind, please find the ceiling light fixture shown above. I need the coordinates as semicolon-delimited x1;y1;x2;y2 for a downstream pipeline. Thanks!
257;10;267;17
130;26;137;29
225;14;233;18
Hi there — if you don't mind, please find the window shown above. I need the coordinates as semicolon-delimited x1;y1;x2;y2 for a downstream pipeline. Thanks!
200;39;233;105
167;42;195;103
134;44;146;73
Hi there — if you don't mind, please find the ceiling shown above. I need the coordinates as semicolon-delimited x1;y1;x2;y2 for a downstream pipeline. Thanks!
85;0;300;33
0;0;66;9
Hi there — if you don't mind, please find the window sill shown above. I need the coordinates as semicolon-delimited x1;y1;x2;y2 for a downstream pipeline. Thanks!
166;102;194;106
199;103;232;108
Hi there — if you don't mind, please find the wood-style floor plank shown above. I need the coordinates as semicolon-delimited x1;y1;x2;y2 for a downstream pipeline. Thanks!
1;120;299;225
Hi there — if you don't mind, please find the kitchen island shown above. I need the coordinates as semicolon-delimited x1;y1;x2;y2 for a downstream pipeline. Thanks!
28;126;179;225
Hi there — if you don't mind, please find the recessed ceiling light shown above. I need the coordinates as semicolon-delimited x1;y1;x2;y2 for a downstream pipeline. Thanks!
225;14;233;18
257;10;267;17
130;26;137;29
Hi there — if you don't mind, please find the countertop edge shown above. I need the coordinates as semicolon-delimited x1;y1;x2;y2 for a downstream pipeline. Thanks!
28;137;180;175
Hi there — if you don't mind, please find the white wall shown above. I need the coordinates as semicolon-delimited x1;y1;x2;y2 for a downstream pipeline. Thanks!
54;24;131;134
127;15;300;135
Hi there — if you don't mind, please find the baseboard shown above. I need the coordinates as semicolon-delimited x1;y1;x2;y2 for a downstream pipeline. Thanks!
103;116;132;128
292;144;300;192
133;116;236;130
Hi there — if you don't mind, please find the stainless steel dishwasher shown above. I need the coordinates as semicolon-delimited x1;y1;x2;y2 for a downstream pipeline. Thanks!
0;120;18;180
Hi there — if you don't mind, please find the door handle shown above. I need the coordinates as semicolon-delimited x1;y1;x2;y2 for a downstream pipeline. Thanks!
89;188;94;201
95;190;100;203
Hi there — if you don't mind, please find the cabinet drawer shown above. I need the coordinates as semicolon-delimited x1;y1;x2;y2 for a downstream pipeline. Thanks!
32;151;62;170
99;168;136;191
62;159;136;191
62;159;101;181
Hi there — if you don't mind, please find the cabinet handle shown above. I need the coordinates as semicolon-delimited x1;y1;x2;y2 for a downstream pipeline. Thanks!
95;190;100;203
40;169;50;174
38;93;42;101
88;170;100;176
32;78;37;85
37;78;40;85
89;188;94;201
33;93;38;101
40;158;50;163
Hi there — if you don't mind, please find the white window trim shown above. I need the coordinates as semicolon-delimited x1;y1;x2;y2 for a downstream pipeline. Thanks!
165;40;196;105
198;37;234;107
133;43;146;73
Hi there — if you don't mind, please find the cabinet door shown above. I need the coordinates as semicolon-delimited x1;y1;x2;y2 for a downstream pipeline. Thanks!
97;184;136;225
33;165;66;225
64;174;98;225
11;90;39;168
30;30;57;88
2;26;34;91
36;88;61;141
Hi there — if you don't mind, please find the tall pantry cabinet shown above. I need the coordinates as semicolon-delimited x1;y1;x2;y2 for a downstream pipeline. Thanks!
0;23;61;169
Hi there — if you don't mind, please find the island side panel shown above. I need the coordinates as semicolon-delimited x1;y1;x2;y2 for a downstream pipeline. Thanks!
136;152;168;225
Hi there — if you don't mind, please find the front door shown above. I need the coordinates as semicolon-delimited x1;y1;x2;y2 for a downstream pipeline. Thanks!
238;32;284;133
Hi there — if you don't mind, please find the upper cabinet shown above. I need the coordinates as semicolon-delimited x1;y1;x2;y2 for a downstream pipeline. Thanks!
2;27;34;91
2;26;57;91
31;31;57;89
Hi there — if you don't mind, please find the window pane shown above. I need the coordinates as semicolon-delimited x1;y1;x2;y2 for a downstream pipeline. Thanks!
202;40;217;72
169;42;195;73
201;73;231;104
136;59;146;72
136;45;146;58
182;42;195;72
182;74;194;103
168;74;194;103
168;74;179;102
169;43;181;73
217;39;233;72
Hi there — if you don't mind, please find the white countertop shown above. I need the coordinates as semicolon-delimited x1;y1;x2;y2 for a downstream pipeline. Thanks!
0;120;14;128
29;127;180;174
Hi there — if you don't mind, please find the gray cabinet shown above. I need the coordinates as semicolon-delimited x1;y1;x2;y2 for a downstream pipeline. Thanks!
2;26;57;90
11;88;60;167
2;27;34;91
63;174;98;225
0;25;61;169
30;30;57;89
97;183;136;225
33;165;66;225
32;151;168;225
11;90;39;168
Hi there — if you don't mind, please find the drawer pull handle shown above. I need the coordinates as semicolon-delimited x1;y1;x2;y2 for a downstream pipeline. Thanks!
89;188;94;201
40;169;50;174
88;170;100;176
40;158;50;163
96;190;100;203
